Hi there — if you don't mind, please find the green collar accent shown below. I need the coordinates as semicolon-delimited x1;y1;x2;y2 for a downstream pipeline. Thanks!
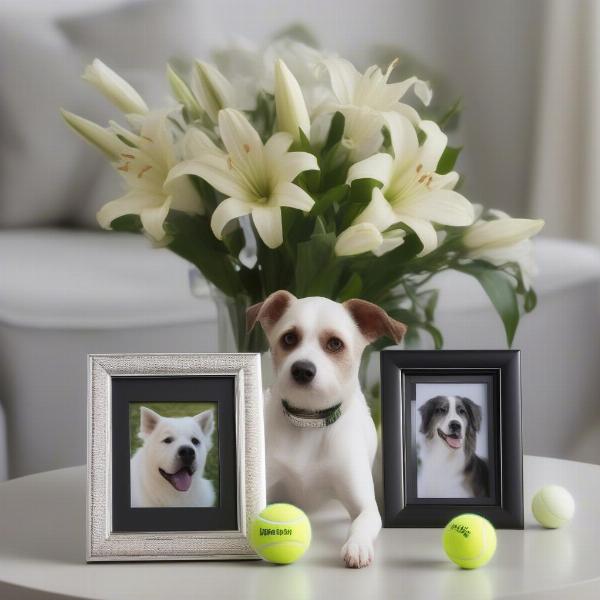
281;399;342;428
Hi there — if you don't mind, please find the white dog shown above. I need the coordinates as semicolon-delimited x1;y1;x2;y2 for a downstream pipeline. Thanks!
247;291;406;568
130;407;216;508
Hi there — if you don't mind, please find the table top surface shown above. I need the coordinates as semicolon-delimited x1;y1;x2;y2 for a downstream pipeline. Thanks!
0;456;599;600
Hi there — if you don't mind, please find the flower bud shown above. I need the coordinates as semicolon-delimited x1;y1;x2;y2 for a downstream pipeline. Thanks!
192;61;234;123
60;109;121;160
335;223;383;256
82;59;148;115
274;59;310;141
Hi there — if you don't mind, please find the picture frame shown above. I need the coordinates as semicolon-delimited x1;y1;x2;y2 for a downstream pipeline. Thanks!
87;353;266;561
381;350;523;529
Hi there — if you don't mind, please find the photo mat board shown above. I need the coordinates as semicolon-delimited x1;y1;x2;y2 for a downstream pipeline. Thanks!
381;350;523;529
112;375;238;532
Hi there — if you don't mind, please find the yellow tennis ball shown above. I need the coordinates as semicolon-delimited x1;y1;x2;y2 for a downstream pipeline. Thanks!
249;503;311;564
442;514;497;569
532;485;575;528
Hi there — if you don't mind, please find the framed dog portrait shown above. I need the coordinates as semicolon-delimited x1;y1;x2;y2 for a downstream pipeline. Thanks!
381;350;523;529
87;353;266;561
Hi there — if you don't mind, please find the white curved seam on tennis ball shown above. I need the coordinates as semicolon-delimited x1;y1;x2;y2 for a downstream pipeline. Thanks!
255;540;307;551
255;515;307;526
452;524;488;563
537;491;568;523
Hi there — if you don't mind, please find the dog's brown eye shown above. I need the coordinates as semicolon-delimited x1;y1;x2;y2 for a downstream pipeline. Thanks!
281;331;298;348
326;337;344;352
162;437;173;444
191;437;200;446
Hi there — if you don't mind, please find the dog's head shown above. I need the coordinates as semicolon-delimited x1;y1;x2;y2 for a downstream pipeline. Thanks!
247;291;406;411
419;395;482;455
138;407;214;492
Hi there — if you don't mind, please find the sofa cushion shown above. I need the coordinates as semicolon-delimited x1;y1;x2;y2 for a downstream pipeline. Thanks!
0;229;212;329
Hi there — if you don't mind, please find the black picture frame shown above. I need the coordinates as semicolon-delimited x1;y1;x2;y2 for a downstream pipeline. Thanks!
111;375;238;533
381;350;523;529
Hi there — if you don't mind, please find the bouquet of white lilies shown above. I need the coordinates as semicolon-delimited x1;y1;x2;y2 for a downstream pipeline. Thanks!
62;40;543;353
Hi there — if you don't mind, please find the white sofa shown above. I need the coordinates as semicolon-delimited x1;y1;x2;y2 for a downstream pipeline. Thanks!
1;230;599;479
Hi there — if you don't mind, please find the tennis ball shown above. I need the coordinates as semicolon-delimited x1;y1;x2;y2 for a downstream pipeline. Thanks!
443;514;497;569
250;503;311;564
532;485;575;528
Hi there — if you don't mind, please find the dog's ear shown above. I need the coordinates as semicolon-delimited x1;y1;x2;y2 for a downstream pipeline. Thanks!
418;397;441;435
461;397;482;432
344;299;407;344
139;407;161;437
246;290;296;333
194;409;214;437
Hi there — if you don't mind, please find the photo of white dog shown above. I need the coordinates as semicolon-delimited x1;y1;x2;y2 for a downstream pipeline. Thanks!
247;290;406;568
416;382;490;499
130;404;217;508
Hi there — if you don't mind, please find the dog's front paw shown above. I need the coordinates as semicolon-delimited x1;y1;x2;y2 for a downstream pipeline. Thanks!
341;537;374;568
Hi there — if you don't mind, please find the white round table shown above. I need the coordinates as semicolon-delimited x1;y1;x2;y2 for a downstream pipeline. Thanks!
0;456;599;600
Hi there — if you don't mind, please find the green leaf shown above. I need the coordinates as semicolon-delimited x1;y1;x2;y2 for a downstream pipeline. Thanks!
294;232;339;297
337;273;363;301
458;263;520;346
110;214;142;233
165;211;242;297
437;98;462;130
524;287;537;312
323;111;345;152
311;184;348;216
337;178;381;231
437;146;462;175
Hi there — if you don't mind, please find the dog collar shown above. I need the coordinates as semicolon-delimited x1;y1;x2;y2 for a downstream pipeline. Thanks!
281;399;342;428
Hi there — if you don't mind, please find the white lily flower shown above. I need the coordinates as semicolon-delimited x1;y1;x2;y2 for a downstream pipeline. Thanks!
347;113;475;256
191;61;235;123
97;112;203;242
60;109;122;160
167;108;318;248
463;212;544;289
82;59;149;116
166;64;203;121
274;59;311;141
323;57;431;125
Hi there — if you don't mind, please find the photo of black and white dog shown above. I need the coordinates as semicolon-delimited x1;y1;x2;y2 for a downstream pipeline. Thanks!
417;394;489;498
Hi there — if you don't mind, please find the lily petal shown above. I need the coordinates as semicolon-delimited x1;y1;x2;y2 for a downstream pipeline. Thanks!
252;205;283;248
354;187;398;231
418;120;448;172
211;197;252;239
397;214;439;256
323;57;359;105
218;108;266;193
384;111;419;165
264;131;294;159
140;196;172;242
167;157;253;203
270;181;314;211
347;153;393;187
97;189;162;229
268;150;319;185
181;127;222;159
401;189;475;227
164;176;204;214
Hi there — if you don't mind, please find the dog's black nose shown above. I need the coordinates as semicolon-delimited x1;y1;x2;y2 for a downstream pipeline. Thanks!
449;420;462;434
291;360;316;384
178;445;195;465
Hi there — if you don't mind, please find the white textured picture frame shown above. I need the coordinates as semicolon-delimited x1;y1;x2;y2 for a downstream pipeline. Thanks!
87;353;266;561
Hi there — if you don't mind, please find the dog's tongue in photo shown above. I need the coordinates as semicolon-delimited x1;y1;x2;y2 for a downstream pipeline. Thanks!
247;290;407;568
130;407;216;508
